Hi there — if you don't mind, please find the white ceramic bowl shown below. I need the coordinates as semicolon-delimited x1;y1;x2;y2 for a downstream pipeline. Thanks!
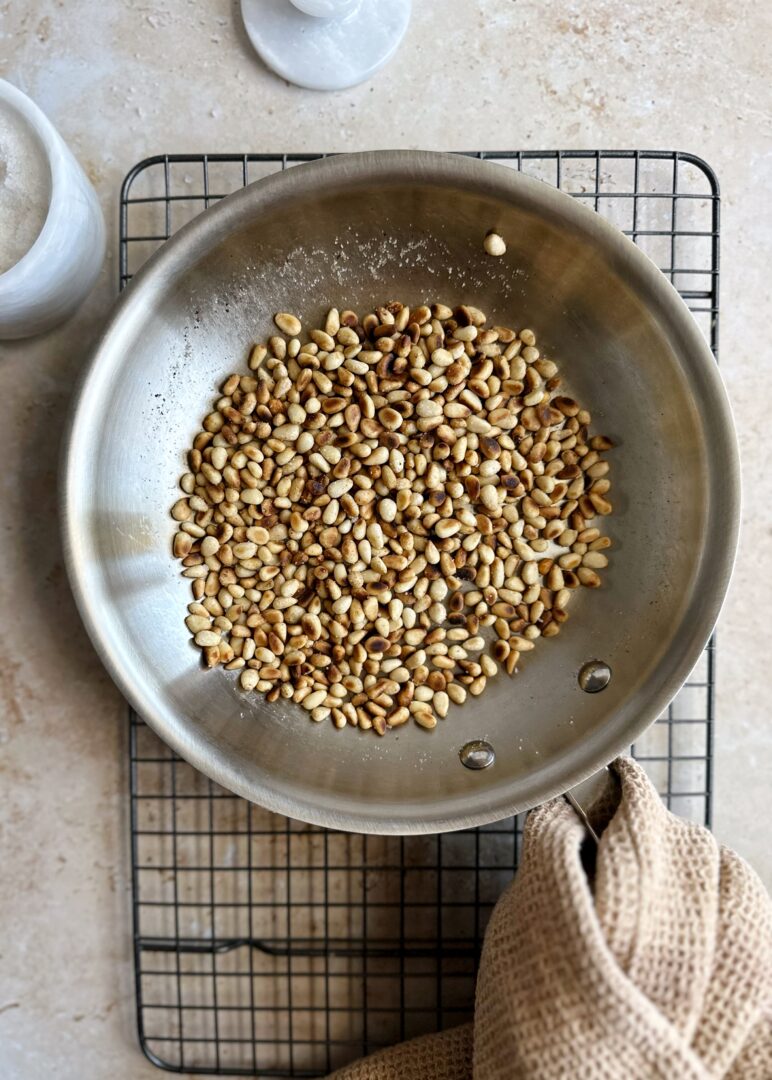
0;79;105;339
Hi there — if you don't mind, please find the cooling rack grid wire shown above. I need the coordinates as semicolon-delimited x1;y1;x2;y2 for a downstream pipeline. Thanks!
123;149;719;1076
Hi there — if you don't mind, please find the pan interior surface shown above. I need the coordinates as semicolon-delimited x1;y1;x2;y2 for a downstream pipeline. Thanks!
64;152;738;832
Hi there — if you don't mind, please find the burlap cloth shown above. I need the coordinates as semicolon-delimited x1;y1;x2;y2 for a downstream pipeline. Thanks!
329;757;772;1080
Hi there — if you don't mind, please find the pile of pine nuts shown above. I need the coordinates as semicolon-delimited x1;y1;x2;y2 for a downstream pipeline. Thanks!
171;302;614;735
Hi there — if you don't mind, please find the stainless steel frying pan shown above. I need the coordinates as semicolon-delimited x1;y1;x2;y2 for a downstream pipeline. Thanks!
62;151;739;833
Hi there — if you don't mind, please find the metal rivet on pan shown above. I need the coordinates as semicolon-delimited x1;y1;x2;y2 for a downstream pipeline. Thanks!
460;740;495;770
578;659;612;693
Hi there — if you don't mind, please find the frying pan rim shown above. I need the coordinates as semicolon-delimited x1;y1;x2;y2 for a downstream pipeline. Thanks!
61;149;739;833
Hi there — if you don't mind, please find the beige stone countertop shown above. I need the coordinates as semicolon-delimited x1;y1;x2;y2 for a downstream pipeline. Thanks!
1;1;771;1076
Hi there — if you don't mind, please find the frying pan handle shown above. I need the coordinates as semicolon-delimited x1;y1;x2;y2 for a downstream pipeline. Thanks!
564;766;621;844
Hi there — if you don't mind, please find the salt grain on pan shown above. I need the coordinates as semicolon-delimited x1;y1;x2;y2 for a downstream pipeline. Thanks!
0;99;51;275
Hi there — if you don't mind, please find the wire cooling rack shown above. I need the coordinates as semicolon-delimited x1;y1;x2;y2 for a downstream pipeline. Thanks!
123;150;719;1076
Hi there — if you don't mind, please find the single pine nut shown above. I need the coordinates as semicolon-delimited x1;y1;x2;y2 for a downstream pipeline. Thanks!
483;232;506;256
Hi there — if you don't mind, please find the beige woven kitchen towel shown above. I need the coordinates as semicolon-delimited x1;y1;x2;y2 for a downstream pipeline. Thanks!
329;757;772;1080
